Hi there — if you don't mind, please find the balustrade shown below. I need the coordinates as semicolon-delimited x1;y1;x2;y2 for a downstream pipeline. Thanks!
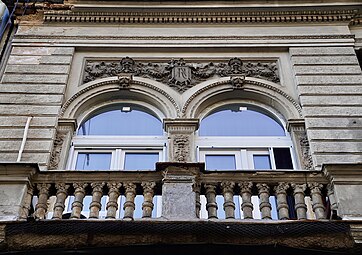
25;170;335;222
199;171;334;220
27;171;162;220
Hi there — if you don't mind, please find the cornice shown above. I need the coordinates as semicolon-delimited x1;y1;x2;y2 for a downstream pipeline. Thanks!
43;9;358;24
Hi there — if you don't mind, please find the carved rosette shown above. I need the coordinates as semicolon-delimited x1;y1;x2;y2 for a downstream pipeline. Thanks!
83;57;280;93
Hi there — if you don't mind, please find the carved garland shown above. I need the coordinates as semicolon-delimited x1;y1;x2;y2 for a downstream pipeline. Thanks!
182;79;303;118
83;57;280;93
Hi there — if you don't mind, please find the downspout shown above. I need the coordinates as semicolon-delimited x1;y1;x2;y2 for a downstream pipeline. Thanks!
17;116;33;162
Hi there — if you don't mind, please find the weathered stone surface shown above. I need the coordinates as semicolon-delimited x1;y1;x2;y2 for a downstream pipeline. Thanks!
300;95;362;106
39;56;73;65
11;47;74;56
294;65;361;75
296;75;362;85
308;130;362;140
0;105;60;115
5;65;70;74
0;128;55;139
0;84;66;94
306;117;362;128
334;185;362;217
303;106;362;117
2;74;68;84
7;56;42;65
314;155;362;165
0;116;57;127
0;152;50;164
289;47;355;56
292;56;358;65
0;94;63;105
0;140;53;152
310;141;362;153
298;85;362;95
0;185;26;221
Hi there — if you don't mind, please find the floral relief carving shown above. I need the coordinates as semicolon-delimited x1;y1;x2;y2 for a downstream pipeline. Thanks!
83;57;280;93
49;132;66;170
299;133;314;170
173;134;190;162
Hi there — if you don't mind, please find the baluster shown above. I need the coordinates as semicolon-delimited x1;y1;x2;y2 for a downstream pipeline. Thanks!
204;183;218;219
221;181;235;219
34;183;51;219
19;185;34;220
52;183;69;219
238;182;253;219
193;181;201;218
70;182;87;219
141;182;156;218
274;182;289;220
257;183;272;219
123;182;137;220
327;183;338;215
89;182;105;219
308;182;326;219
106;182;122;219
291;183;307;220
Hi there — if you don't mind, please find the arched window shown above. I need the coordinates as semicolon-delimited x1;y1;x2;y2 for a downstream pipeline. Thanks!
67;104;166;170
197;104;295;171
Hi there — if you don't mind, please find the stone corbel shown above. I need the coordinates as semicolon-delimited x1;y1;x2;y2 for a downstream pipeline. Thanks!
287;119;314;170
49;118;77;170
163;119;199;162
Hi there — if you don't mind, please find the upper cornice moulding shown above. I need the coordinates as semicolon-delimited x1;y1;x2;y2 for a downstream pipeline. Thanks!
43;9;359;24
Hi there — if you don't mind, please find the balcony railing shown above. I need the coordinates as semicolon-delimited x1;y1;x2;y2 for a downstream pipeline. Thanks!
197;171;336;220
23;167;337;221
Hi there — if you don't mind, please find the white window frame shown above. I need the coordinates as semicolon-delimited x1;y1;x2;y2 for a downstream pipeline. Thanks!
66;135;167;170
197;136;296;170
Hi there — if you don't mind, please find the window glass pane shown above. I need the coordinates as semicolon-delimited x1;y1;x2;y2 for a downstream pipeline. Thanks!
200;106;285;136
124;153;159;170
75;153;111;170
253;155;271;170
205;155;236;170
273;148;293;169
78;108;162;136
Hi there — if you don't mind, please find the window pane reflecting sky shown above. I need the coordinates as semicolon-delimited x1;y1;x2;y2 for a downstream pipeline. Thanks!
124;153;159;170
205;155;236;170
78;109;163;136
75;153;111;170
200;109;285;136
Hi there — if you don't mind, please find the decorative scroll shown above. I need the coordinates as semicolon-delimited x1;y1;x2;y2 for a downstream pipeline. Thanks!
83;57;280;93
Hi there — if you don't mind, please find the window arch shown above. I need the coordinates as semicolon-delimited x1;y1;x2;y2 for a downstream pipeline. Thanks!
67;103;166;171
196;104;295;171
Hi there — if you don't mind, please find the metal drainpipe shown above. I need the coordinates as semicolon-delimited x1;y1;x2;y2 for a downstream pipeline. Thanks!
17;116;33;162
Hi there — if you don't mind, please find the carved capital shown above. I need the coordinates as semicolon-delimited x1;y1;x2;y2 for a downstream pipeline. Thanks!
291;183;307;194
274;182;289;194
124;182;137;193
308;182;324;194
91;182;105;193
141;181;156;193
73;182;88;193
107;182;122;192
256;183;270;194
238;182;253;193
55;183;69;195
204;183;217;193
221;181;235;193
37;183;51;194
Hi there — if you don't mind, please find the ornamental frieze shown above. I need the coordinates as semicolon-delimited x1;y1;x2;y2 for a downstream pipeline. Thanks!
83;57;280;93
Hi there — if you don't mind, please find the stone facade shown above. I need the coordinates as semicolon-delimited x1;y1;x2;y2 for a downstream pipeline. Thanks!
0;0;361;253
